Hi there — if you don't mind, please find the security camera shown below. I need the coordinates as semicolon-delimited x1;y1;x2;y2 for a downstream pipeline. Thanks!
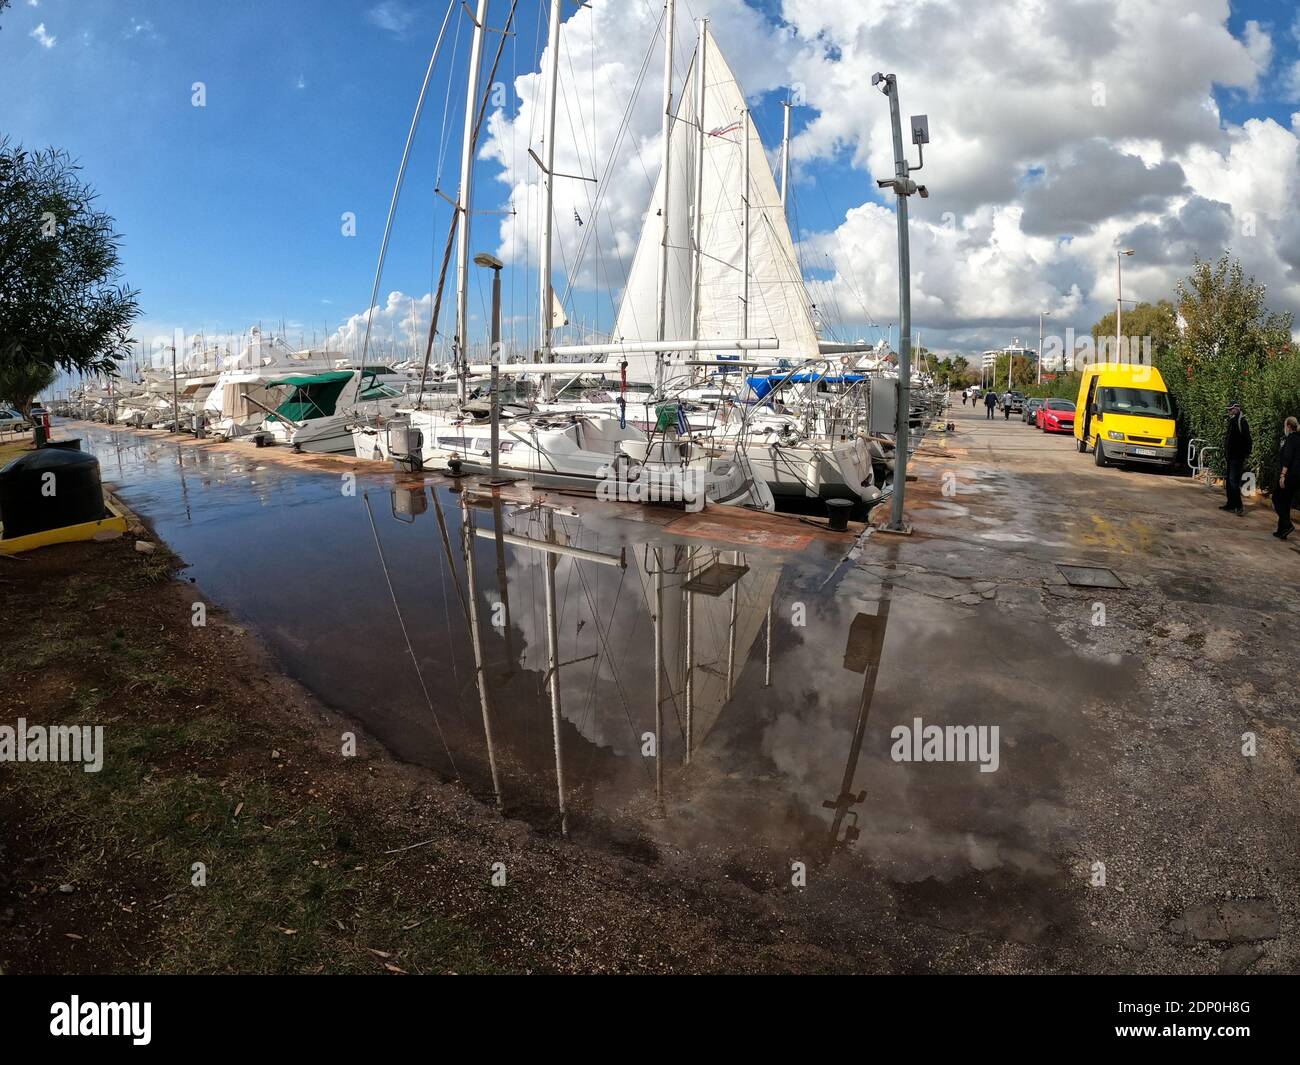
918;185;929;198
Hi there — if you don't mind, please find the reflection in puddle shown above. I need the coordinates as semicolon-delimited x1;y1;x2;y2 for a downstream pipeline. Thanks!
77;425;1136;887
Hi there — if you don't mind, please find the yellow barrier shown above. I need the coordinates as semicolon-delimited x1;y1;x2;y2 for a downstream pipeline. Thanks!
0;496;129;556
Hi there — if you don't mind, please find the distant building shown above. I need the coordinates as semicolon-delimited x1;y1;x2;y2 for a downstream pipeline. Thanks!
980;345;1038;371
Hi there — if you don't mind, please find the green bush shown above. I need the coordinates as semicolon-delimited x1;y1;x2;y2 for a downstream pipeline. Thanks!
1152;256;1297;488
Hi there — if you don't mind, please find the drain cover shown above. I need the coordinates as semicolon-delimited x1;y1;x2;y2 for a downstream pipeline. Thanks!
1057;564;1126;589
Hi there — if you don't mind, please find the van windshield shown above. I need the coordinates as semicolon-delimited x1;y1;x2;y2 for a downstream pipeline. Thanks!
1099;386;1170;418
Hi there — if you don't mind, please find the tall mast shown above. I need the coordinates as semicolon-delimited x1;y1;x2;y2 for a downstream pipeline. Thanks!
455;0;491;401
538;0;563;402
780;99;792;209
655;0;677;347
688;18;708;341
542;508;567;837
741;108;750;340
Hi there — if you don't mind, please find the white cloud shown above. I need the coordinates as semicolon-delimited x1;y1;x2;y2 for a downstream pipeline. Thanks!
479;0;796;346
342;0;1300;354
366;2;414;36
124;18;157;41
1284;60;1300;104
29;22;56;49
781;0;1300;347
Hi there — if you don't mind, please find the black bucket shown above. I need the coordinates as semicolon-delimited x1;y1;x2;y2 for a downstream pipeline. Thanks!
0;449;106;539
826;498;853;532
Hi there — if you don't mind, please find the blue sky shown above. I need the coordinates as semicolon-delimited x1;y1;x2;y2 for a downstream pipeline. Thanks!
4;0;1299;374
2;0;853;360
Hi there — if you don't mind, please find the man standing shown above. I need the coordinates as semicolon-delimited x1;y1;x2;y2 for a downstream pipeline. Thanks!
1003;390;1012;419
1273;416;1299;540
1220;400;1252;516
984;389;997;420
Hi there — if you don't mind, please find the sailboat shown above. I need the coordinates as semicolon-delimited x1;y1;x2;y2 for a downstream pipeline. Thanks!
352;0;774;513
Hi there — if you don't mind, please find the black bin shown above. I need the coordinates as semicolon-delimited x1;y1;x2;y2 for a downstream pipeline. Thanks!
0;449;107;539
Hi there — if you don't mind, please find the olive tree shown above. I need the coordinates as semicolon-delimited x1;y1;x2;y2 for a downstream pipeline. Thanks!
0;140;140;383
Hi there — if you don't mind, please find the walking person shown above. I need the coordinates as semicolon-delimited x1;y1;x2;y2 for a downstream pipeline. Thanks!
1003;390;1012;420
961;389;968;407
1220;400;1252;516
1273;416;1299;540
984;389;997;420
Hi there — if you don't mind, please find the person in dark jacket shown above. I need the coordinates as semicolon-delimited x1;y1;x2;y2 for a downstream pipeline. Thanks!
1273;416;1299;540
984;389;997;420
1220;400;1252;515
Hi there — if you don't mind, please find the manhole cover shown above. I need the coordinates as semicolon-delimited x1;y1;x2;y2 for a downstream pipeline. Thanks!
1057;564;1126;589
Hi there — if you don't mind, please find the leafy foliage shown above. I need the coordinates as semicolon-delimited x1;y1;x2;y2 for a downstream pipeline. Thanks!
0;359;56;416
0;139;140;380
1089;299;1179;364
1154;255;1298;486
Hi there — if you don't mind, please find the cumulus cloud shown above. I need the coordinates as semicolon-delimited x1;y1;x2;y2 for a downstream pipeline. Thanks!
479;0;797;343
783;0;1300;347
1019;141;1188;237
333;0;1300;354
30;22;56;48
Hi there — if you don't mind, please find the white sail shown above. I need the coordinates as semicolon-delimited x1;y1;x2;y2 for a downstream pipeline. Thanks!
613;27;818;386
613;58;698;381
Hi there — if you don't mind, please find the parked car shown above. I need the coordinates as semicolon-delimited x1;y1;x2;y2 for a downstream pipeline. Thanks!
1037;398;1077;434
0;407;30;433
1022;398;1044;424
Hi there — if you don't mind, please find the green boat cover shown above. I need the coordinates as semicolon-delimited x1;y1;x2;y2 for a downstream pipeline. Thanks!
269;370;355;422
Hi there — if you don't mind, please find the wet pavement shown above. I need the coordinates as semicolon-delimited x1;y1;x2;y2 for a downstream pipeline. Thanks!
61;411;1300;970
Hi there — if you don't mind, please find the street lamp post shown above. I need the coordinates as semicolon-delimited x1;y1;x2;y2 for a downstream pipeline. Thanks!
872;72;928;534
1116;249;1134;362
171;345;180;433
1037;311;1050;385
474;252;504;480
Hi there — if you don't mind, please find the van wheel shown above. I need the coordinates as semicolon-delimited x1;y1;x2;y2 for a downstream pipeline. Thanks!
1076;437;1086;453
1093;438;1108;467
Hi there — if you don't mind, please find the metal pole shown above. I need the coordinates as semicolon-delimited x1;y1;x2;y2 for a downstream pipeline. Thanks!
1115;252;1123;361
542;508;567;837
462;496;503;809
1037;313;1045;385
688;18;708;342
780;99;792;209
655;0;676;348
684;547;694;764
883;75;912;533
455;0;490;402
171;345;179;432
653;549;665;811
490;264;501;479
764;603;772;687
538;0;562;402
742;109;751;341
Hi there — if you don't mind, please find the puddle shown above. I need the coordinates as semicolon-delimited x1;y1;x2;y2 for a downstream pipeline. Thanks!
74;425;1141;887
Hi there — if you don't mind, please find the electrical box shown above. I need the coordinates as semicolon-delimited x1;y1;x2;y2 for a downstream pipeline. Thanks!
870;378;898;435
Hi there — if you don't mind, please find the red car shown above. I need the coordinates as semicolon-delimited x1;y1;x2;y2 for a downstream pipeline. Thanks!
1037;399;1076;433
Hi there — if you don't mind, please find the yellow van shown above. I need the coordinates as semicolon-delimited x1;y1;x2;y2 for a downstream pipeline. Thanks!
1074;363;1177;468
